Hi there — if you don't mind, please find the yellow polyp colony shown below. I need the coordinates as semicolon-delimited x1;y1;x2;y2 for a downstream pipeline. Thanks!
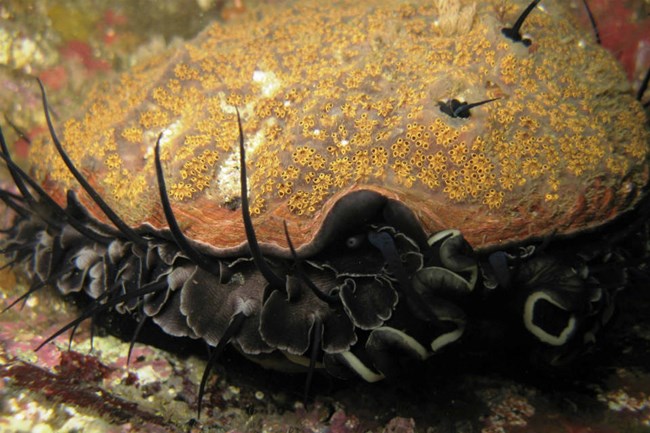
169;149;220;200
29;0;649;246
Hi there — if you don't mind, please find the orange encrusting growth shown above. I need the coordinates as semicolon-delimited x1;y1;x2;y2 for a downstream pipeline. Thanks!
32;0;650;252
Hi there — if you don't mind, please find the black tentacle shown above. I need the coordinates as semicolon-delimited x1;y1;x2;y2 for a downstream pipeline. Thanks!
501;0;541;46
304;316;323;404
35;280;168;351
2;114;30;145
197;311;246;419
0;188;26;204
1;268;70;314
66;279;128;349
581;0;601;45
0;127;63;228
0;126;37;206
235;109;285;289
283;221;339;305
154;135;220;277
638;67;650;103
0;190;29;218
68;322;83;351
0;242;33;257
439;98;499;119
0;257;19;272
127;312;149;365
0;126;113;245
37;78;147;249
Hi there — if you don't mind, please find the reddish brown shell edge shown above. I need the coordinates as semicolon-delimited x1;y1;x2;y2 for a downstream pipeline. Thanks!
32;0;650;253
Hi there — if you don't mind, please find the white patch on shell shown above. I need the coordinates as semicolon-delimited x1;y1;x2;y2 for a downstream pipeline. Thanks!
433;0;476;35
216;150;243;203
203;91;274;203
252;69;282;98
215;117;277;203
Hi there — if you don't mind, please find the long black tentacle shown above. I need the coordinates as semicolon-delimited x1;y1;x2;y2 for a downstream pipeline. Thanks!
3;114;31;145
0;156;56;225
67;279;123;349
0;188;25;204
37;78;147;249
501;0;541;46
1;280;46;314
0;126;39;210
154;135;220;277
0;258;19;272
2;157;112;244
1;268;71;314
235;109;285;288
76;284;122;348
126;312;148;366
304;316;322;404
197;311;246;419
439;98;499;119
0;122;113;244
0;125;69;230
0;190;29;218
68;322;82;351
35;280;168;351
453;97;499;118
638;67;650;103
582;0;601;44
0;242;33;256
283;221;339;305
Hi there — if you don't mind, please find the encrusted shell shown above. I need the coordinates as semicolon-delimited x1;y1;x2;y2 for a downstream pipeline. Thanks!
32;0;650;252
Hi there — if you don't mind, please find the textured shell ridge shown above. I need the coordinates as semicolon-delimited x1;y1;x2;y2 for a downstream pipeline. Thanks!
25;0;650;254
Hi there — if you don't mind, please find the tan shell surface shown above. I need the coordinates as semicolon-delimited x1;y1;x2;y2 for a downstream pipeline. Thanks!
33;0;650;252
